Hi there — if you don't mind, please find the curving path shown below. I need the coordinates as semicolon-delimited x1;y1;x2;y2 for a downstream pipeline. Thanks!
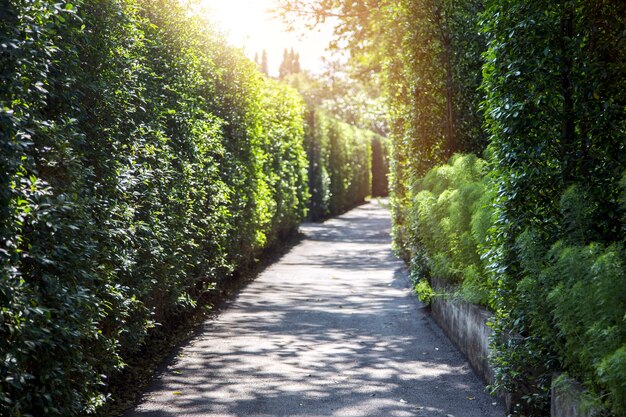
127;200;505;417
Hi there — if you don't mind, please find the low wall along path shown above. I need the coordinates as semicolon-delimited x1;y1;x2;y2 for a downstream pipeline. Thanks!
127;200;505;417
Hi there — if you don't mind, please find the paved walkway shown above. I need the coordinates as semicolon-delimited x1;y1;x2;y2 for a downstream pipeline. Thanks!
127;200;505;417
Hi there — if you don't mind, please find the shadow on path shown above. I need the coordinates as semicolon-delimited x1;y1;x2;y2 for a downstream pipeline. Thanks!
127;200;504;417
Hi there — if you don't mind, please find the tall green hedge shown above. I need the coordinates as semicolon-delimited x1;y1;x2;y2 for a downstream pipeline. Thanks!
305;109;373;221
384;0;626;415
481;1;626;413
382;0;487;263
371;134;389;197
0;0;308;415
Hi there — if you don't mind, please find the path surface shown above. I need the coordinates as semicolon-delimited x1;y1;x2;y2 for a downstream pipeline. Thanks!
127;200;505;417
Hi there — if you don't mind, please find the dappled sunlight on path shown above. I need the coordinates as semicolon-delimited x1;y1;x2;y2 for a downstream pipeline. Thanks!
127;200;504;417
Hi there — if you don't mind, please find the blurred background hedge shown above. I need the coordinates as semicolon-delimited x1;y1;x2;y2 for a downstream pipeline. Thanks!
305;109;374;221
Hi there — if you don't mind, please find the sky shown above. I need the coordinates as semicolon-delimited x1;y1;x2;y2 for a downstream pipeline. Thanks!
201;0;334;76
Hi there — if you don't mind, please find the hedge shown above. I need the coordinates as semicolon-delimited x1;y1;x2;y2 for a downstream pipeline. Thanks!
384;0;626;414
481;1;626;413
305;109;373;221
403;156;626;416
0;0;309;415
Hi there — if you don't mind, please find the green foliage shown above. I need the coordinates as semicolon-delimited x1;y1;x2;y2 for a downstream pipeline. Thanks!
283;70;387;212
0;0;309;415
381;0;487;268
282;69;388;137
398;154;625;416
402;154;492;306
508;183;626;415
305;110;373;220
279;0;626;415
413;279;435;305
371;134;389;197
481;0;626;413
546;243;626;415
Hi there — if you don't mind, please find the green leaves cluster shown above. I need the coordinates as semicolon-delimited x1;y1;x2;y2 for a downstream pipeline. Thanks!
380;0;487;269
0;0;310;415
305;110;374;221
405;154;493;306
403;157;626;416
479;1;626;414
378;0;625;415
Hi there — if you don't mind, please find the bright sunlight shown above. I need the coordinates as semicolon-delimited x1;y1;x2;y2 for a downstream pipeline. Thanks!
202;0;333;76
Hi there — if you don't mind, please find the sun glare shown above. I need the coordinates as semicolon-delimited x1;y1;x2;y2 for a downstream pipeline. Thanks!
201;0;333;76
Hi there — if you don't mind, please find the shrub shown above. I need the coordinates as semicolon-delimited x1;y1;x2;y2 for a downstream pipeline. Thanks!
399;154;626;415
510;183;626;415
400;154;492;306
0;0;309;414
547;243;626;415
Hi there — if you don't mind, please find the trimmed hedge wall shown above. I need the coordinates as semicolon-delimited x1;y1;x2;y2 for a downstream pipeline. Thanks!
305;109;373;221
0;0;309;415
385;0;625;414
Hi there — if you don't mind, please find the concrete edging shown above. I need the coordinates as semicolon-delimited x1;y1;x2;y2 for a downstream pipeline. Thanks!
551;374;600;417
428;279;597;417
428;278;494;383
430;295;494;383
427;283;516;411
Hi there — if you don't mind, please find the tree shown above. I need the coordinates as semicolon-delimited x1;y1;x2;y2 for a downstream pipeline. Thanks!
261;49;269;75
279;48;290;78
275;0;486;169
273;0;381;66
278;47;301;79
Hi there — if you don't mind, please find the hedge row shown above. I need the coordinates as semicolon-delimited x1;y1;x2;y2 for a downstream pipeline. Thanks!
0;0;310;415
406;155;626;416
481;1;626;413
305;110;373;221
384;0;626;415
